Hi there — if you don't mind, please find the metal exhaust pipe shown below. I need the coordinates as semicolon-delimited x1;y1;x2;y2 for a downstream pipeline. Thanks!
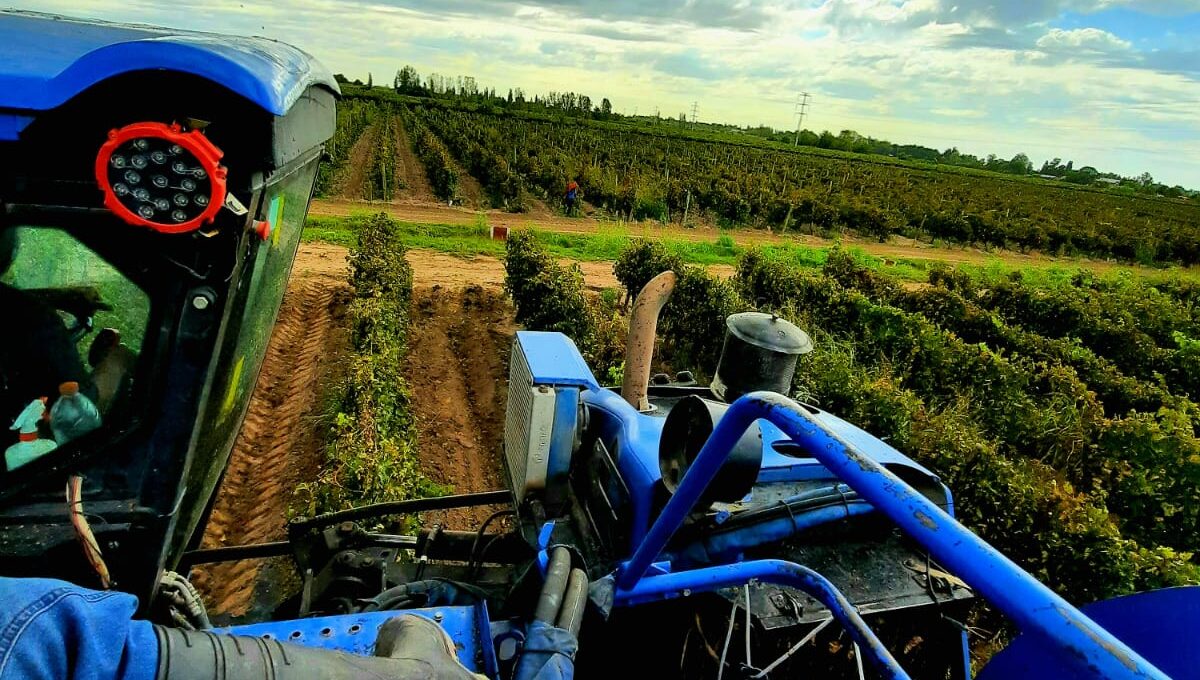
620;270;677;411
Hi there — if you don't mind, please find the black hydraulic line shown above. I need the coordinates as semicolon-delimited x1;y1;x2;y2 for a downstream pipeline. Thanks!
363;534;420;549
291;490;510;530
180;541;291;566
556;568;589;636
468;509;516;572
534;547;572;623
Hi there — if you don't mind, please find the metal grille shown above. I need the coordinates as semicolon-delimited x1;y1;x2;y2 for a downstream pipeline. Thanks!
504;337;555;500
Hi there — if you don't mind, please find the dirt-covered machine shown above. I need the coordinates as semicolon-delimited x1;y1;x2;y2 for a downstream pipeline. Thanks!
0;11;1196;680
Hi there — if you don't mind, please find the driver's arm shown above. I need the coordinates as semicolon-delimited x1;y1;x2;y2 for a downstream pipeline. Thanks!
0;577;157;680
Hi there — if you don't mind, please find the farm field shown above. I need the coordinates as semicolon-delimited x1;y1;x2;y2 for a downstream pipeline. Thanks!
201;212;1200;623
199;93;1200;646
319;91;1200;266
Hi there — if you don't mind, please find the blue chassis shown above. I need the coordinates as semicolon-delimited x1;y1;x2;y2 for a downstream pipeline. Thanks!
224;333;1184;679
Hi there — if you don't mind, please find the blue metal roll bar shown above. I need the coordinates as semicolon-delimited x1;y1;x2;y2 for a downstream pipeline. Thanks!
614;391;1169;680
616;559;909;679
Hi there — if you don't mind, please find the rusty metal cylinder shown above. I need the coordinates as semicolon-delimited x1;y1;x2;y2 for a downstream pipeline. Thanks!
620;271;677;411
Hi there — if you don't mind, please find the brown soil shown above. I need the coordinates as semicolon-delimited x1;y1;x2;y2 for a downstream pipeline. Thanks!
190;244;352;616
310;198;1142;272
394;117;436;203
405;279;515;529
452;160;487;210
332;124;378;200
406;248;621;292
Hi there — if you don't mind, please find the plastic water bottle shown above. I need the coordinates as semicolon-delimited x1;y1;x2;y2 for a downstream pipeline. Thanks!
50;382;102;445
6;398;58;471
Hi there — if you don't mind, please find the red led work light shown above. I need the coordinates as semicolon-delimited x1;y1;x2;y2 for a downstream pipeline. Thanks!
95;122;227;234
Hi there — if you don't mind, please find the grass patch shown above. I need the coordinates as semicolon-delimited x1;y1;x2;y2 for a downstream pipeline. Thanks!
303;213;1198;285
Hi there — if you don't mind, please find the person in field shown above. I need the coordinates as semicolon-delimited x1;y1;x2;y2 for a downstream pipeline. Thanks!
564;178;580;216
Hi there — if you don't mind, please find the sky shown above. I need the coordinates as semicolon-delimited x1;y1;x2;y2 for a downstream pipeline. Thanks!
15;0;1200;187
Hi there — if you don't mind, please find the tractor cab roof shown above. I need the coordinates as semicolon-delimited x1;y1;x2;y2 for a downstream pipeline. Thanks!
0;10;339;140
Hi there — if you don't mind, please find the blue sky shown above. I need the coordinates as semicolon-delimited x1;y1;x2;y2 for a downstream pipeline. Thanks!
15;0;1200;186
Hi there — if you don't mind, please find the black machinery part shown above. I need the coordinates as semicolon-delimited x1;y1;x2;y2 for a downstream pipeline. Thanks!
659;395;763;506
711;312;812;404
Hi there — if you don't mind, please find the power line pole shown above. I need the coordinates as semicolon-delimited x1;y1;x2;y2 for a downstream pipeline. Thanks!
793;92;811;145
690;101;698;124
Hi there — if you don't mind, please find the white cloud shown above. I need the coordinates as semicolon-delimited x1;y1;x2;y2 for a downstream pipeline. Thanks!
1036;27;1133;53
8;0;1200;186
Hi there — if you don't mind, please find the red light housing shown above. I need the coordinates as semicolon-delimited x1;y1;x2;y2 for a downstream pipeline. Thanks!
95;122;227;234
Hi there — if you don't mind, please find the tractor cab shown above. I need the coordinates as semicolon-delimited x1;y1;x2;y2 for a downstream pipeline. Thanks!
0;10;336;605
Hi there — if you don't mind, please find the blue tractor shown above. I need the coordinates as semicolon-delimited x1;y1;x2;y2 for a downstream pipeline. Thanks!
0;11;1195;680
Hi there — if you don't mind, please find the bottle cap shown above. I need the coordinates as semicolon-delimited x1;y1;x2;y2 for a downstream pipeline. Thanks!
59;382;80;396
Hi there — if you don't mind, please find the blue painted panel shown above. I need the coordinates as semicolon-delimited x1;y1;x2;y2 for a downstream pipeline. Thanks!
0;11;337;117
978;586;1200;680
582;386;667;545
219;604;497;676
0;114;33;141
547;386;579;484
517;331;599;389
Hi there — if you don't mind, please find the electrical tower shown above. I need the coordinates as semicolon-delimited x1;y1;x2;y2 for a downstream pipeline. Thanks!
690;101;698;124
793;92;811;145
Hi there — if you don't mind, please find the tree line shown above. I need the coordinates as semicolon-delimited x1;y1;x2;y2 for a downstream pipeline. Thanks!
331;68;1194;199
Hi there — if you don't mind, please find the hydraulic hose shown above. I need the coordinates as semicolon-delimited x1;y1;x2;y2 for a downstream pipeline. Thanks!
555;569;589;636
533;547;572;623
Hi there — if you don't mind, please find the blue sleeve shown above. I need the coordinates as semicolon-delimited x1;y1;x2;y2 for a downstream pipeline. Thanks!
0;577;158;680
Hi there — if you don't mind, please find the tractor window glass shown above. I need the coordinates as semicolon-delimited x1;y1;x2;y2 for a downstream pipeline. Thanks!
0;226;151;475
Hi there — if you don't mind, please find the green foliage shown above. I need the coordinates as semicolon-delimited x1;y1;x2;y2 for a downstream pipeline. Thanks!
316;99;378;196
503;231;628;379
295;213;443;516
733;247;1200;599
795;329;1200;604
416;106;528;211
366;113;400;201
612;240;684;297
613;241;749;378
343;97;1200;264
658;267;747;376
399;105;459;202
504;231;594;345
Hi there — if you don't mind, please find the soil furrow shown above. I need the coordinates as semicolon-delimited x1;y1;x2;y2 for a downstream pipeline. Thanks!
190;247;351;617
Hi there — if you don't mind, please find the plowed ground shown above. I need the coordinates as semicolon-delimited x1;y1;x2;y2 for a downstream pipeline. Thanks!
191;246;584;617
190;244;353;618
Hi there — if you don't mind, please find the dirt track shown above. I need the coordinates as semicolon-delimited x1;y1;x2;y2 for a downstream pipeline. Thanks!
332;125;377;200
406;284;514;529
193;243;535;614
192;243;352;616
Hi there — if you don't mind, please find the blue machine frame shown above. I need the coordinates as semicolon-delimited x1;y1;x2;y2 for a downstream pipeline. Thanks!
612;391;1171;680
